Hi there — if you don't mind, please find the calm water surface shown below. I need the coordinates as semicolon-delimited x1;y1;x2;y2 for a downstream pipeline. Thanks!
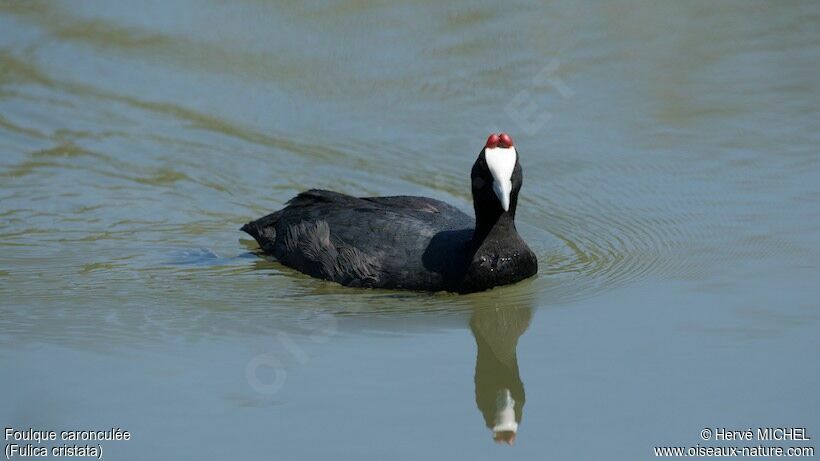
1;1;819;459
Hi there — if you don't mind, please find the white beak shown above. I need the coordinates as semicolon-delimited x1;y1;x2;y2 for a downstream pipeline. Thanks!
493;179;512;212
485;146;517;212
492;388;519;433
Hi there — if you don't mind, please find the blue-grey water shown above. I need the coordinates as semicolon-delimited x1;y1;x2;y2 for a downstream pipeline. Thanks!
1;1;819;459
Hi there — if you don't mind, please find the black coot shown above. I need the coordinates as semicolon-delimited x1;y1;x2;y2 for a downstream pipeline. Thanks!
242;133;537;293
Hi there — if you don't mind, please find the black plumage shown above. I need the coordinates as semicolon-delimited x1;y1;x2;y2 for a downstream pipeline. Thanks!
241;139;537;293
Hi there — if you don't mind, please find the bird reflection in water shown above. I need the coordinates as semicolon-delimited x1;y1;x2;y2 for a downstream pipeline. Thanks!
470;303;532;445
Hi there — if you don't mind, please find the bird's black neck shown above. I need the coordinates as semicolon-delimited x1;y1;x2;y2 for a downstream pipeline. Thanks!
456;204;535;293
472;208;517;247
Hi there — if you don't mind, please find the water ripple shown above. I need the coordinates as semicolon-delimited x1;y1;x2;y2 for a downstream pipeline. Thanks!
1;0;818;346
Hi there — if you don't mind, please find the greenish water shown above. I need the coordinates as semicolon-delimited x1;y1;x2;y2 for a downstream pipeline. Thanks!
1;1;819;459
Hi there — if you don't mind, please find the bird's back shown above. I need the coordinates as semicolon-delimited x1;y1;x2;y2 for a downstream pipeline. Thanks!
241;190;473;290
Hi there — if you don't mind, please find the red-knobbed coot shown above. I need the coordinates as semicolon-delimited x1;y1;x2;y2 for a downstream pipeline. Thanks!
242;133;537;293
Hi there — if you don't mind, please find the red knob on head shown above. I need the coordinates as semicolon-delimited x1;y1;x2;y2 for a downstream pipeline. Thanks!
485;133;500;149
499;133;514;148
